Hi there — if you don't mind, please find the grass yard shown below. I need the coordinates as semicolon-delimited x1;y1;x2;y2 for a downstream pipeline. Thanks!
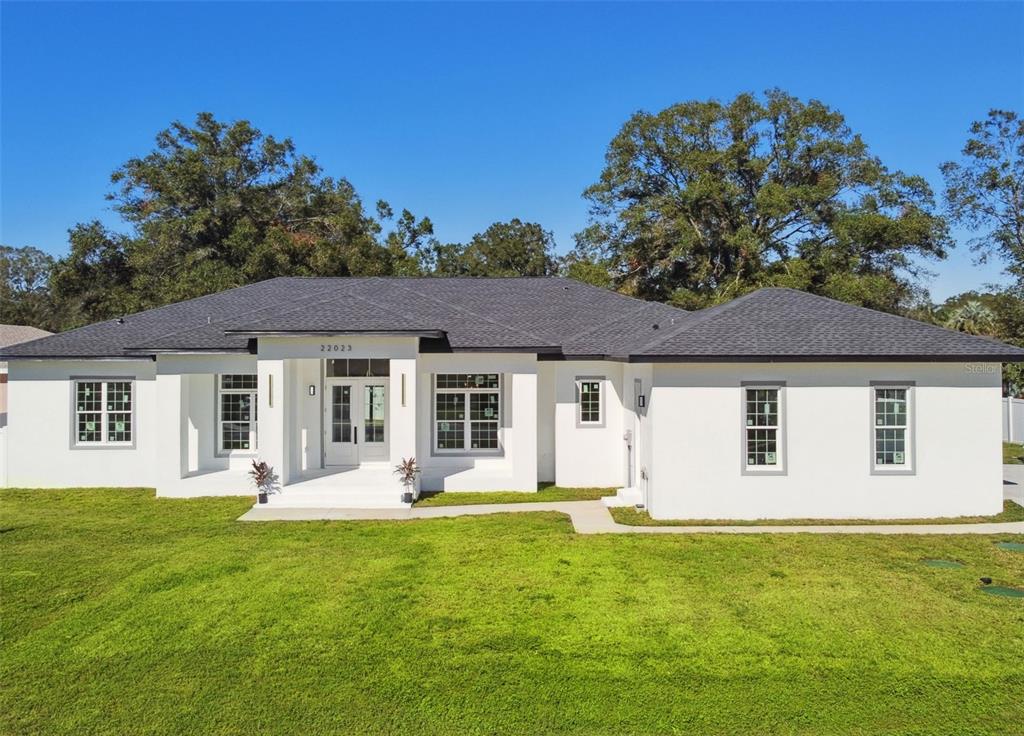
1003;442;1024;464
414;483;616;506
2;489;1023;735
611;500;1024;527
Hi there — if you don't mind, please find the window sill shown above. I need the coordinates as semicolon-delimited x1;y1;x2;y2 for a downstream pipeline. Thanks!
871;466;915;476
431;449;505;460
742;466;786;476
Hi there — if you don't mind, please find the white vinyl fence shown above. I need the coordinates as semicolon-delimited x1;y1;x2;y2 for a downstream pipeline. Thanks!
1003;397;1024;443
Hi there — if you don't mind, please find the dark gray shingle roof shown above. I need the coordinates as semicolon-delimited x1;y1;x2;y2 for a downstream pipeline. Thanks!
632;288;1024;361
2;279;1022;362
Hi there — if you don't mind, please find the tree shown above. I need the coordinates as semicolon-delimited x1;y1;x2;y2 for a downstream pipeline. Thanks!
48;222;138;328
572;89;951;311
56;112;432;318
429;219;558;277
941;109;1024;283
0;245;58;330
943;300;997;335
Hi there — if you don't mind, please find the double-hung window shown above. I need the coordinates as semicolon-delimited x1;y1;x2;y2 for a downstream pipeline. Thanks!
576;377;603;426
219;374;258;452
873;385;913;472
434;374;501;452
743;385;785;473
74;380;133;446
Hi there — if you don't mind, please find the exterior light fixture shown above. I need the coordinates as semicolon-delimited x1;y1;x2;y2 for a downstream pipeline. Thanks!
638;395;646;408
308;384;316;397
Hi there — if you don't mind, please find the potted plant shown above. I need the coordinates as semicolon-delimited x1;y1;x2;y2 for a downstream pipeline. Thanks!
394;457;421;504
249;459;277;504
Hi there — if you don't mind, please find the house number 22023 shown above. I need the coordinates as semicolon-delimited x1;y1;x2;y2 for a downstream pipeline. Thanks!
320;344;353;352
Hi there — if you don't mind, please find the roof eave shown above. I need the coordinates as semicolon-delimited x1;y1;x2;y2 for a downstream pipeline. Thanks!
223;329;446;338
628;353;1024;363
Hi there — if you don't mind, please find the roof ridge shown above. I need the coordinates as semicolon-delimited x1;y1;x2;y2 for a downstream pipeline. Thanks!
564;300;688;346
124;278;360;348
228;278;421;331
753;287;1024;349
31;277;295;347
390;280;555;347
631;289;766;354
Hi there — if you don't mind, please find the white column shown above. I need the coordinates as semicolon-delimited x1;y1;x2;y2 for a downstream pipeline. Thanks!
155;372;188;494
511;367;538;491
389;357;417;466
257;358;290;486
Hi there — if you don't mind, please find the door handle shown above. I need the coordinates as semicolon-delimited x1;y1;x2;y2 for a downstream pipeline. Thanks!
354;426;358;445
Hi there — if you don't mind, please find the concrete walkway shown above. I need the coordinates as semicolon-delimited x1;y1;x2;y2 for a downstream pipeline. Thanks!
240;498;1024;535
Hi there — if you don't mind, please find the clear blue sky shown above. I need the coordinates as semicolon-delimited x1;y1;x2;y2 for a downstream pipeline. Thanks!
2;1;1022;300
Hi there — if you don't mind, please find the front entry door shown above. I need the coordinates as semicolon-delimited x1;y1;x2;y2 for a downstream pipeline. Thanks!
324;379;388;466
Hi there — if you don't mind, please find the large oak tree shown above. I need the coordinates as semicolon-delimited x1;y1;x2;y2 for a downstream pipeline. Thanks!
572;89;951;310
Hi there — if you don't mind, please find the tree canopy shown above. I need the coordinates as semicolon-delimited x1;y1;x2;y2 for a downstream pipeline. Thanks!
42;113;433;327
941;109;1024;285
429;219;558;277
571;89;951;311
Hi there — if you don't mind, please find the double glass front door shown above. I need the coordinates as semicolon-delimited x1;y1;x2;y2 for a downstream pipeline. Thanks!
324;379;387;465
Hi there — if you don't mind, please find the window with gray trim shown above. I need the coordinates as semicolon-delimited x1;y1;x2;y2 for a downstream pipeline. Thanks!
219;374;257;451
577;379;602;424
74;380;132;445
874;387;909;467
744;387;780;467
434;374;500;451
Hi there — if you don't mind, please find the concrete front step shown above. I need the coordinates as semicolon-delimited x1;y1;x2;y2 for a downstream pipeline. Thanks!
602;486;643;508
263;489;410;509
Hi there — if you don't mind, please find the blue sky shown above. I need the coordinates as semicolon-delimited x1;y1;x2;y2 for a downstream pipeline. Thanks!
2;1;1022;300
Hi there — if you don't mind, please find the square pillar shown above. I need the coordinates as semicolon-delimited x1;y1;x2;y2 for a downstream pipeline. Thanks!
389;357;417;466
257;358;291;486
155;372;188;493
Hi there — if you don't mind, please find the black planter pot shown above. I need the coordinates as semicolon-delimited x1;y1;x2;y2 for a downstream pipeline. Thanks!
401;491;414;504
258;492;269;504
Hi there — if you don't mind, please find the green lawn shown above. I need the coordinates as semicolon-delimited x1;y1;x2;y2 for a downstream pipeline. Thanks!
1004;442;1024;464
2;488;1023;735
611;500;1024;527
414;483;616;507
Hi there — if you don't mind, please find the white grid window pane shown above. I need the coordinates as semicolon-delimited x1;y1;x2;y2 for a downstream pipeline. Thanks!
435;393;465;449
221;374;257;390
332;385;351;443
436;374;499;389
579;381;601;423
220;375;257;451
874;388;908;465
77;381;102;413
75;381;132;445
78;412;102;443
745;389;778;427
222;423;252;451
746;428;778;466
744;388;779;466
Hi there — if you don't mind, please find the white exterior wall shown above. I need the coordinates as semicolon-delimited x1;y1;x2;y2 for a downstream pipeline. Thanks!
623;363;653;503
417;353;537;491
553;361;626;488
156;354;257;496
647;362;1004;520
257;336;419;486
536;362;556;483
5;360;159;488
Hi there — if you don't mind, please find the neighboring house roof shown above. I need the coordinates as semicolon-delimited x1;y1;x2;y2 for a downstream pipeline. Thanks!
0;325;52;350
1;278;1022;362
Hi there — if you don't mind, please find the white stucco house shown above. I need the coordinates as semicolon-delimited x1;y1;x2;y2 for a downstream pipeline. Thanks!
1;277;1021;519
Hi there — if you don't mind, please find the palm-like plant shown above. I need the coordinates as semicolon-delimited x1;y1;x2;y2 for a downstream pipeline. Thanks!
944;301;997;335
394;457;421;502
